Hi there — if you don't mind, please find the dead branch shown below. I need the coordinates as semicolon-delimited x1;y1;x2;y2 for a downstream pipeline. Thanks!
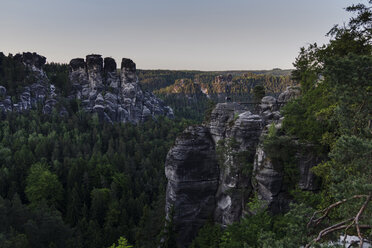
355;193;371;247
305;193;372;248
307;194;369;228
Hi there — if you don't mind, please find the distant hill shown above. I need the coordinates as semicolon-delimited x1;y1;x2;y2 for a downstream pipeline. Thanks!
137;69;292;91
149;70;294;121
154;71;294;97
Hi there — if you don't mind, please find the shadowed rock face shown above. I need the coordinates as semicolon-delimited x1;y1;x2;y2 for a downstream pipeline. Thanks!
86;54;103;70
121;58;137;84
14;52;46;69
165;103;264;247
70;58;85;71
86;55;104;90
165;126;218;248
121;58;136;71
104;57;117;73
164;87;320;248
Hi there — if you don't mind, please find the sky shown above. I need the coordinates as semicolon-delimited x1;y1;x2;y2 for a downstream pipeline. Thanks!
0;0;365;70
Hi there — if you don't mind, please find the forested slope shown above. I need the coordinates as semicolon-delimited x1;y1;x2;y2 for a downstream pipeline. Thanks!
0;110;192;247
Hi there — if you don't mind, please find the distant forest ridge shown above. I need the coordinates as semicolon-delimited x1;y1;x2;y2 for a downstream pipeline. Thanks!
137;68;293;92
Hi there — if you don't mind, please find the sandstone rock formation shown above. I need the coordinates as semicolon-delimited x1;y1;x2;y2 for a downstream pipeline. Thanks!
70;55;173;123
164;87;319;247
165;102;263;247
210;104;263;227
165;126;218;247
252;86;319;213
0;52;62;115
0;52;173;123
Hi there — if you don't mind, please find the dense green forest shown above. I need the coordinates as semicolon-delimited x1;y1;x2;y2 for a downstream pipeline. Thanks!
191;2;372;247
0;109;193;247
0;53;33;97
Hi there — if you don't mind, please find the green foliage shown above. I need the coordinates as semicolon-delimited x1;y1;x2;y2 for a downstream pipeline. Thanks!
0;110;191;247
218;198;272;248
280;1;372;245
262;125;299;187
203;99;217;123
197;3;372;246
0;53;29;96
158;206;178;248
25;162;63;208
108;236;133;248
158;93;211;122
0;195;73;248
44;63;71;96
190;222;222;248
252;85;265;102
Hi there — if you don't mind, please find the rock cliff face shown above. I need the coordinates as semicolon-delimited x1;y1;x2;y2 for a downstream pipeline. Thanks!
0;52;173;123
165;126;219;247
164;86;319;248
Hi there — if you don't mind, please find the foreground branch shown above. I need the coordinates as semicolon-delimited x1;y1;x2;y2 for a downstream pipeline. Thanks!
305;193;372;248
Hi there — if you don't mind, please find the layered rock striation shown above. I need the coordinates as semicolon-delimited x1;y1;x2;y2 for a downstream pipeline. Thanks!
0;52;173;123
164;86;319;248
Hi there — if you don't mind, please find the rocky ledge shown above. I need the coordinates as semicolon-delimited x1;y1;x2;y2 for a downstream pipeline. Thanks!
0;52;173;123
164;86;320;248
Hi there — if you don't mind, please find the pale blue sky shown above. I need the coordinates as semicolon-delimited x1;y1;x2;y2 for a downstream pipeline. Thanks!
0;0;364;70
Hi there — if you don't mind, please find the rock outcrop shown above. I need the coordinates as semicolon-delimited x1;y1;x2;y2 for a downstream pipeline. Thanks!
165;102;264;247
164;87;320;247
252;87;319;213
210;104;263;227
165;126;218;247
70;55;173;123
0;52;173;123
0;52;62;115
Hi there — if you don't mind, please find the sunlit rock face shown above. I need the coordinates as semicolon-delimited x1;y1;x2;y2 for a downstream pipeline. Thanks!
164;86;320;248
0;52;173;123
